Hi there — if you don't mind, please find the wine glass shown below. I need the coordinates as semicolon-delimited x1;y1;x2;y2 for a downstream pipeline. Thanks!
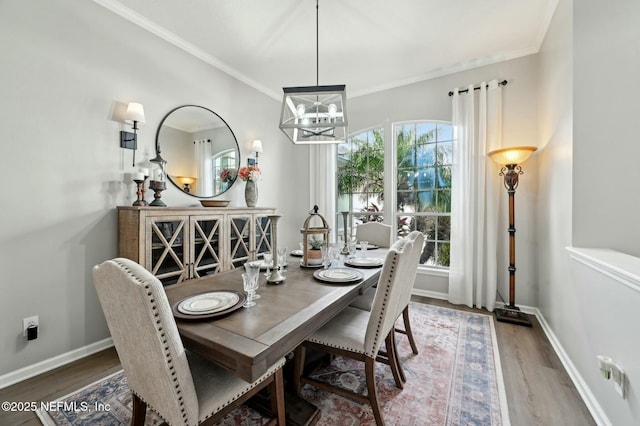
242;273;258;308
331;247;342;268
244;261;261;299
321;244;331;270
348;241;357;259
263;252;273;277
277;247;287;272
359;240;369;257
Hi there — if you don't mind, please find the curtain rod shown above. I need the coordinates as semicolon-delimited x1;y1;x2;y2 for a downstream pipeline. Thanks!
448;80;508;97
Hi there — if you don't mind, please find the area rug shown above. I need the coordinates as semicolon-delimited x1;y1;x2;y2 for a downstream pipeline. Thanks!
37;303;509;426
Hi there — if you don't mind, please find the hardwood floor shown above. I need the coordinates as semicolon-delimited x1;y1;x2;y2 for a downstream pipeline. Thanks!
0;297;595;426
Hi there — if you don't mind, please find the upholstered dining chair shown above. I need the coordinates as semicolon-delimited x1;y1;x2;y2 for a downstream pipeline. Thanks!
354;221;392;248
349;231;425;367
293;237;416;426
93;258;286;426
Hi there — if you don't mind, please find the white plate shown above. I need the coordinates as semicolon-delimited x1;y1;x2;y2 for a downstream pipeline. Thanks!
177;291;240;315
314;268;363;283
290;249;304;257
345;257;384;268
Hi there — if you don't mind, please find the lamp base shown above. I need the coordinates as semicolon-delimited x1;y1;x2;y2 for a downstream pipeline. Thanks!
495;306;532;327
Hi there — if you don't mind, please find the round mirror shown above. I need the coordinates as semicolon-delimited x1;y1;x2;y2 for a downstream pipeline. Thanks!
155;105;240;198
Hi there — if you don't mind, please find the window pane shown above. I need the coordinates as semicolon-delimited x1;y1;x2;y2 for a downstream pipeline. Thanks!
416;168;435;190
437;165;451;189
437;216;451;241
438;141;453;165
437;189;451;212
417;191;436;211
416;122;437;142
437;123;453;141
416;143;435;166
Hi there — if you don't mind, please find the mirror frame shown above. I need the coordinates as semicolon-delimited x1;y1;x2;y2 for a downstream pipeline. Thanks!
155;104;241;199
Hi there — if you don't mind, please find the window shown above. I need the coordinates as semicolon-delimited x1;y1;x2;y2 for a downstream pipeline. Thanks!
335;121;452;269
336;128;385;227
396;122;452;267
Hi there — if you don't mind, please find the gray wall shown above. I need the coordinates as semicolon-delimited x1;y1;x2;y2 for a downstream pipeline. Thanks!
539;0;640;423
573;0;640;254
0;0;309;376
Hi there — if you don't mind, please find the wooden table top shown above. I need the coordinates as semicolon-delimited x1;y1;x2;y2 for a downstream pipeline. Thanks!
164;252;386;383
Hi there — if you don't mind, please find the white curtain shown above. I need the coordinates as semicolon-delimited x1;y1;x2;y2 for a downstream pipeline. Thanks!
194;139;213;196
448;80;502;310
309;144;337;241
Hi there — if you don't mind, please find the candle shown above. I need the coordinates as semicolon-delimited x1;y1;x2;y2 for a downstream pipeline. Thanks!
140;168;150;177
133;172;144;181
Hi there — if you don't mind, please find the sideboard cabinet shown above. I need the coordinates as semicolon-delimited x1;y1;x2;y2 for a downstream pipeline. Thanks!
118;206;275;285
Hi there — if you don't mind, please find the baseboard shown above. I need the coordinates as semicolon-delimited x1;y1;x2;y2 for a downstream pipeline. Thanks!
0;338;114;390
412;288;448;300
531;308;611;426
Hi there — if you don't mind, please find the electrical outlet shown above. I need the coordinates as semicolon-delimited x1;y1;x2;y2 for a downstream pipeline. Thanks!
23;316;39;337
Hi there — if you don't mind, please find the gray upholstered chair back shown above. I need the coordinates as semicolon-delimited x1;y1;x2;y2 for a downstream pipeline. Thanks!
364;237;415;357
93;258;199;426
355;222;392;248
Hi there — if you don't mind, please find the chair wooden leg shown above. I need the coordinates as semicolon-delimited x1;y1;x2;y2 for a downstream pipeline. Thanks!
293;345;306;395
384;332;403;389
268;368;286;425
130;393;146;426
402;306;419;355
365;357;385;426
390;329;406;383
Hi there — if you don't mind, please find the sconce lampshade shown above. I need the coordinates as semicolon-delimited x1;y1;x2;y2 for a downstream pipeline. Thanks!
125;102;145;125
487;146;537;166
176;176;196;185
252;139;264;153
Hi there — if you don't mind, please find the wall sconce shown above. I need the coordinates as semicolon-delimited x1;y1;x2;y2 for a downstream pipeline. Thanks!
176;176;196;193
252;139;263;165
120;102;145;166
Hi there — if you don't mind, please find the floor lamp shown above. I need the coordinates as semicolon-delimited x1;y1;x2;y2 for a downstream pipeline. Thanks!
487;146;537;327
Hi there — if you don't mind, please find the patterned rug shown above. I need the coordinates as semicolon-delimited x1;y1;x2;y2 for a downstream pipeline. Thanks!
37;303;509;425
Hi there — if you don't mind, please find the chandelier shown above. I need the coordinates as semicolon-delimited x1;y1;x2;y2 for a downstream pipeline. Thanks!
279;0;348;144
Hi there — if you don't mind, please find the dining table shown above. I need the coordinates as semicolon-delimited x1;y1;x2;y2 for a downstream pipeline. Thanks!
164;249;388;384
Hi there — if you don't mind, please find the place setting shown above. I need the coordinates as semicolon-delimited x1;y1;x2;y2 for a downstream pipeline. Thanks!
313;267;364;284
172;290;246;320
344;257;384;268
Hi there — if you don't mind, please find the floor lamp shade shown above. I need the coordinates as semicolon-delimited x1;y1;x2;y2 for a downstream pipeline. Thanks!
487;145;537;327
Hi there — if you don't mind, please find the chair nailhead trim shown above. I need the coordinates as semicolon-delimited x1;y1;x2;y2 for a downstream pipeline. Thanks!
113;259;195;426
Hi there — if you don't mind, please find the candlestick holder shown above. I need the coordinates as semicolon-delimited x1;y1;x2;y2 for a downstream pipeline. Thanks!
340;211;350;255
132;178;148;206
149;180;167;207
266;214;286;284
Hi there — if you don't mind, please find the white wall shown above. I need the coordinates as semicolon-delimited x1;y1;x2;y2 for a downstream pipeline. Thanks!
347;56;540;306
0;0;309;376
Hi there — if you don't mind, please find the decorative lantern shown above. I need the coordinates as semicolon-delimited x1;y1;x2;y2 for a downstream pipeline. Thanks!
300;205;330;267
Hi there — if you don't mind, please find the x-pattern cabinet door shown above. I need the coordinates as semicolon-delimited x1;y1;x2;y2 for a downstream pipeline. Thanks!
228;214;252;269
190;214;224;279
254;215;273;259
145;215;188;285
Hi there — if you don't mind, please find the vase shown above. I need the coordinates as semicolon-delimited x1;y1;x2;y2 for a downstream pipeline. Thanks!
245;180;258;207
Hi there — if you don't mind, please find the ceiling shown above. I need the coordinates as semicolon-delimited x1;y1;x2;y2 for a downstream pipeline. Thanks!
97;0;558;100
